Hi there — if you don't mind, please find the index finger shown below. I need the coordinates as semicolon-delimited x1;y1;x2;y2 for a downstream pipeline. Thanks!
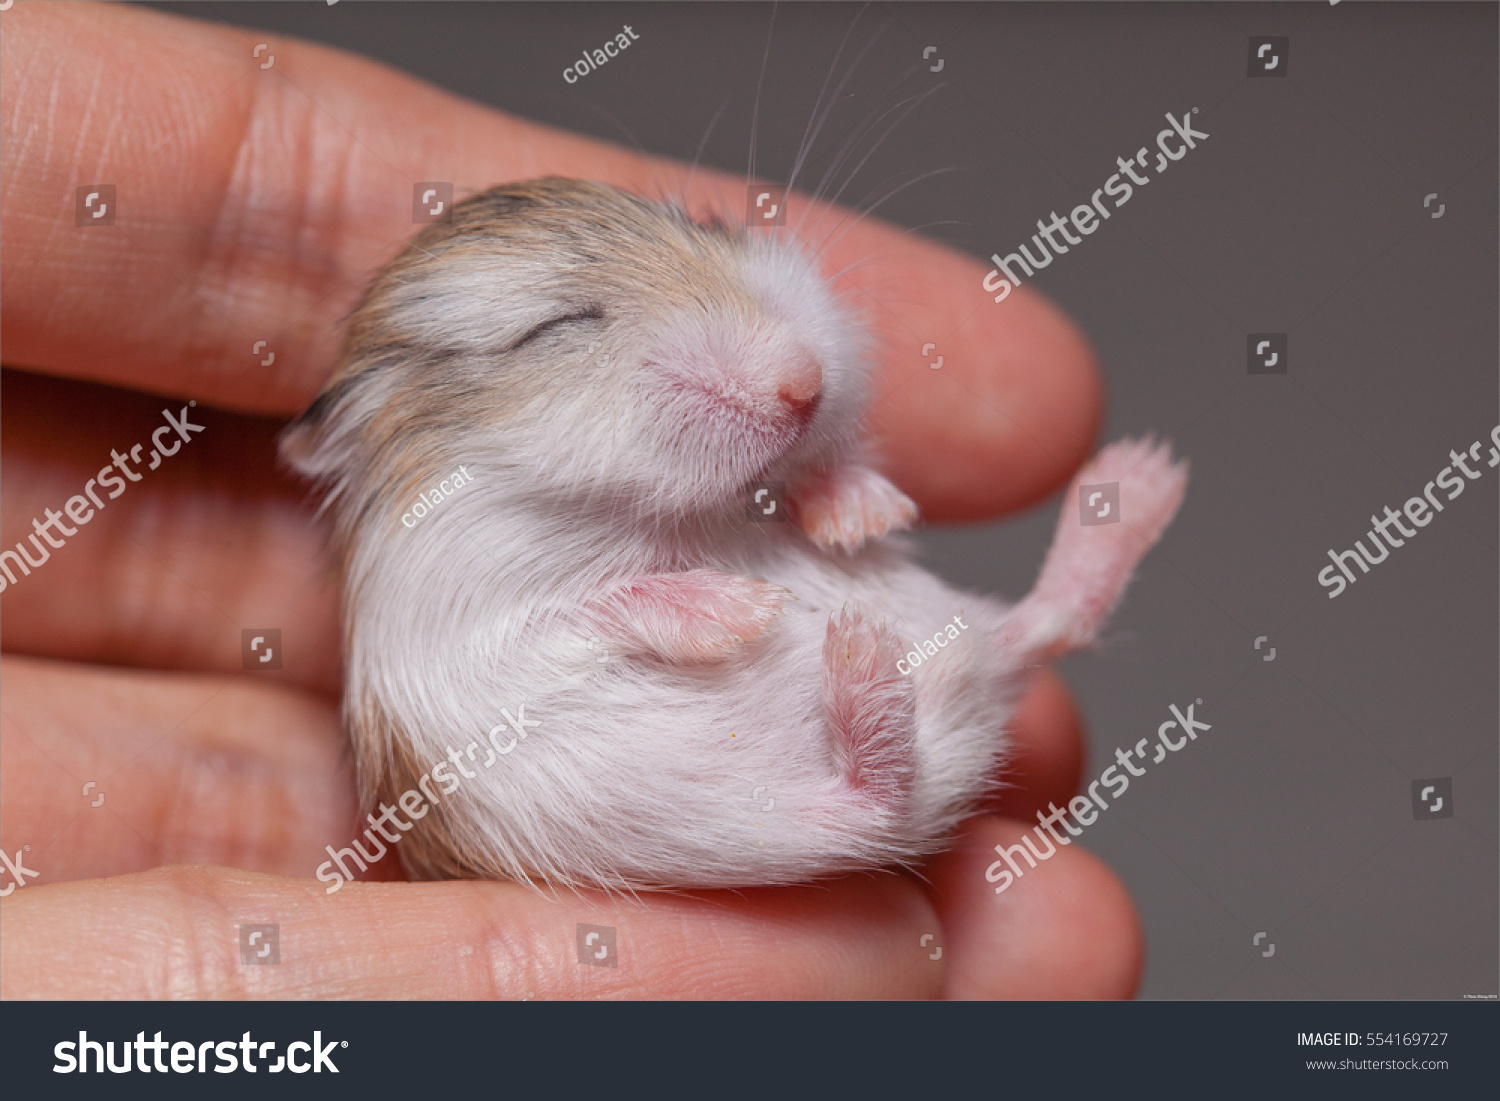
1;2;1099;520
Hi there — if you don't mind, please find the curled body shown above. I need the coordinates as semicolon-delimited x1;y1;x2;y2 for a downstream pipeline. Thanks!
283;178;1186;891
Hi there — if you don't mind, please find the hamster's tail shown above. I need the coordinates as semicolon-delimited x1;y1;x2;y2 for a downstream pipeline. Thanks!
1001;437;1187;665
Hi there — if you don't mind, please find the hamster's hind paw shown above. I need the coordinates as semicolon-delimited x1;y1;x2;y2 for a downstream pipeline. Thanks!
790;464;918;553
821;604;917;813
590;569;792;663
1006;436;1187;661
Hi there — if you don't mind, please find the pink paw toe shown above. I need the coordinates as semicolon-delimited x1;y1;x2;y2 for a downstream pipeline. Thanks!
793;467;918;553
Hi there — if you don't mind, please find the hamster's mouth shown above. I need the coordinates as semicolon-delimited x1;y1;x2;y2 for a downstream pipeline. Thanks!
669;378;821;443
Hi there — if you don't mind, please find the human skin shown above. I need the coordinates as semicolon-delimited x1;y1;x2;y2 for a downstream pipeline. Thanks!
0;1;1139;999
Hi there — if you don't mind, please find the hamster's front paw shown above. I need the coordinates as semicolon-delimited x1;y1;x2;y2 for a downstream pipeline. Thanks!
790;464;919;553
591;569;792;663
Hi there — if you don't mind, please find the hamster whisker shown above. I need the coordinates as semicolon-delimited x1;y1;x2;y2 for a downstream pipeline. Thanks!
797;86;935;238
785;5;883;202
812;83;947;230
681;98;732;213
811;168;964;266
744;2;780;192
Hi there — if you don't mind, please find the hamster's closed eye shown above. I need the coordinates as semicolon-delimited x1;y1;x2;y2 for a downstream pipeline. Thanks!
508;305;604;352
283;176;1186;892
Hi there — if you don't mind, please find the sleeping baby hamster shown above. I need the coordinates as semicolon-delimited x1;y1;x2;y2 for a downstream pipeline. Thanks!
282;177;1186;892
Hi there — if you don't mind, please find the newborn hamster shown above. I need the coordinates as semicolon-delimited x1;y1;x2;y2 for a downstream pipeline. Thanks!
282;177;1187;892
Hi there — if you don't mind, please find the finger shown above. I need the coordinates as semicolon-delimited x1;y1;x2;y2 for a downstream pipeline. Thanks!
0;654;367;883
3;1;1099;519
0;369;342;692
987;668;1085;823
926;817;1143;999
0;864;944;999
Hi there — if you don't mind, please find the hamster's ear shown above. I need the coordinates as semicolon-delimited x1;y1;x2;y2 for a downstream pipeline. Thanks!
278;366;376;483
278;416;322;477
279;388;340;481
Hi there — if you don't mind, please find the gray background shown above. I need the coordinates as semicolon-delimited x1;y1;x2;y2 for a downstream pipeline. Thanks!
151;0;1498;999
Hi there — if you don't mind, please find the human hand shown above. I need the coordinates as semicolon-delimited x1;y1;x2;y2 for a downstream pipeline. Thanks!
0;1;1137;999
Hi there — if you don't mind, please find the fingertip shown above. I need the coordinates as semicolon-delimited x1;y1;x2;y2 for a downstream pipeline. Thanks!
928;817;1143;1000
986;668;1086;822
867;270;1104;521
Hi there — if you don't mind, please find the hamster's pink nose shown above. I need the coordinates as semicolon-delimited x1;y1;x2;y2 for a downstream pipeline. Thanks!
777;356;824;411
